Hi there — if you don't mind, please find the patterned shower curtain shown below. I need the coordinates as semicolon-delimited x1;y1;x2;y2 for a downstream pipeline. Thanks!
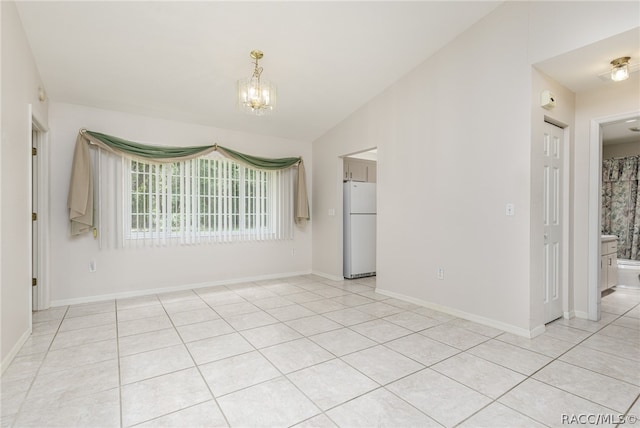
602;156;640;260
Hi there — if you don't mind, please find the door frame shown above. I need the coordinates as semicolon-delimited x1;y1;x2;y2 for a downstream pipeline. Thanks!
588;110;640;320
340;148;377;280
30;110;50;311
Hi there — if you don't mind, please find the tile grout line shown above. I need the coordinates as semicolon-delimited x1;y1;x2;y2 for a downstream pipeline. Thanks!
107;280;473;426
315;299;500;425
159;293;233;428
203;285;327;425
373;334;499;427
619;394;640;428
266;290;467;426
433;288;638;426
339;289;640;427
221;280;377;426
204;278;386;426
10;281;638;428
453;298;640;427
113;289;231;425
9;305;70;426
115;299;124;428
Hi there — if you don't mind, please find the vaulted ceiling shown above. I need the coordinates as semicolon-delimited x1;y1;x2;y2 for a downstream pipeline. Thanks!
16;1;502;142
16;2;639;144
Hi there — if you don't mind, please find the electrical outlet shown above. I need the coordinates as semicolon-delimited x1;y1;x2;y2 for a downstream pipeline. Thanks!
437;268;444;280
89;259;96;273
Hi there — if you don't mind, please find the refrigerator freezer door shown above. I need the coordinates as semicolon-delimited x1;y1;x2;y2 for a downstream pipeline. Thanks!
347;214;376;277
348;182;376;214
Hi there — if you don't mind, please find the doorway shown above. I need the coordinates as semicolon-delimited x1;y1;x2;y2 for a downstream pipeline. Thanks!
588;111;640;320
342;148;377;280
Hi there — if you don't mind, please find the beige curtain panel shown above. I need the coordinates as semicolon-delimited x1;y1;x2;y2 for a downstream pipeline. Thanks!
68;129;310;236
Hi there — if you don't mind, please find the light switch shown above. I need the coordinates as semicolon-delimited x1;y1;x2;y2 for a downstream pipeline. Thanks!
505;203;515;216
328;208;335;216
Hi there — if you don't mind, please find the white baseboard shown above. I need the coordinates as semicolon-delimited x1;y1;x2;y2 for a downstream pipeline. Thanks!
529;324;546;339
311;270;344;282
1;327;32;375
50;270;312;307
563;310;576;319
376;288;544;339
574;310;590;320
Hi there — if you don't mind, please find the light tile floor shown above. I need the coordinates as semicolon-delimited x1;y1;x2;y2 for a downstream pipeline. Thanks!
1;276;639;427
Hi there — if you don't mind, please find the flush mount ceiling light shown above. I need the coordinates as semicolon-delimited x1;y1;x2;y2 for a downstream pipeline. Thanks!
237;50;277;116
610;56;631;82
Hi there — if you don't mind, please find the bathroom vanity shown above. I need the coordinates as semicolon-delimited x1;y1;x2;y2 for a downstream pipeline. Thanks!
600;235;618;291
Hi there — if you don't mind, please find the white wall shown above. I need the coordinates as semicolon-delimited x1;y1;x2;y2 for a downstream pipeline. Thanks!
311;1;640;335
1;1;49;370
573;74;640;316
603;141;640;159
49;103;312;304
314;2;534;333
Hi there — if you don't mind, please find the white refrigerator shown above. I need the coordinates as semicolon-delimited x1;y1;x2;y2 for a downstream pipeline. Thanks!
343;181;376;279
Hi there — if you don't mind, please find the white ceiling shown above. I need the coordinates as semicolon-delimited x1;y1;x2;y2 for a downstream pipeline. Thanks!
534;27;640;146
347;149;378;162
534;27;640;94
602;117;640;146
16;3;640;144
15;1;502;142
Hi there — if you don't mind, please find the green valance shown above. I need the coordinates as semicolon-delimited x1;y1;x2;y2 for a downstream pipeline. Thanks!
84;130;216;160
215;144;301;170
68;129;310;236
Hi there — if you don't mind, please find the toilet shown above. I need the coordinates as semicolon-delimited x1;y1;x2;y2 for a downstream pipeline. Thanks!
617;259;640;289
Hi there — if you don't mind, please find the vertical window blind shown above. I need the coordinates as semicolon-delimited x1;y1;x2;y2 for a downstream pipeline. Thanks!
95;149;294;248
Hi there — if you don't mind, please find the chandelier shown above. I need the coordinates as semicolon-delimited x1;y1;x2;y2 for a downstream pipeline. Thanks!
237;50;277;115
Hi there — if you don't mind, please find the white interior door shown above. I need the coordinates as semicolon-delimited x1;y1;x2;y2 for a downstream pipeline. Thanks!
543;121;563;323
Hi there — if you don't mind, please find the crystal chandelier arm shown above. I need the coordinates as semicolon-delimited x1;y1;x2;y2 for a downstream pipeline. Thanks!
253;65;263;80
252;55;263;80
